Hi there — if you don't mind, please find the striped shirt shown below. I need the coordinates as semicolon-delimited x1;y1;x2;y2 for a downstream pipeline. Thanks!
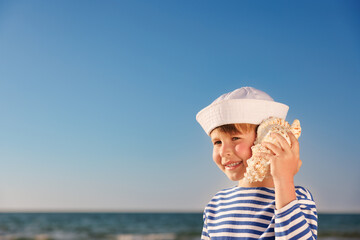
201;186;317;240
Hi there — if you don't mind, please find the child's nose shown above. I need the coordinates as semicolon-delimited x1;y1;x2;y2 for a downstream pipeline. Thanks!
220;143;233;157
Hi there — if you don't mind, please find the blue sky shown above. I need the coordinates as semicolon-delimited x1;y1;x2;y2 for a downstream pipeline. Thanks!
0;0;359;213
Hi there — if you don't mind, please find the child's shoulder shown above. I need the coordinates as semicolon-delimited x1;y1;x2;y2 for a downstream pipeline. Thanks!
295;186;315;201
205;186;238;204
213;185;239;196
208;185;315;202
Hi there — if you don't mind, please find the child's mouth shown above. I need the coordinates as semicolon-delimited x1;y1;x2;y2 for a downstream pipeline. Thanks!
224;161;242;170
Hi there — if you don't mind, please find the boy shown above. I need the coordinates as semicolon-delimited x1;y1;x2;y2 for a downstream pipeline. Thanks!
196;87;317;239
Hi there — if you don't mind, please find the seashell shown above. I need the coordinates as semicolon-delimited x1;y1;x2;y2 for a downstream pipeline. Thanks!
244;117;302;183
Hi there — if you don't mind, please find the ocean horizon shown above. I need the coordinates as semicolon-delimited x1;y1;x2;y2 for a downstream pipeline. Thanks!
0;212;359;240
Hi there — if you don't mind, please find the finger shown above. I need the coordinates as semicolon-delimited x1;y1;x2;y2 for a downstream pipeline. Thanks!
271;132;291;151
287;131;299;152
262;141;282;156
257;151;277;161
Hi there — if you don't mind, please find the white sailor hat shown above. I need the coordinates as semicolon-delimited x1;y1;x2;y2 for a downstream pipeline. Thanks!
196;87;289;135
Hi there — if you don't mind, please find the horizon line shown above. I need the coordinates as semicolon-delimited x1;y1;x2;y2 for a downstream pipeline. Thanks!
0;209;360;214
0;208;204;214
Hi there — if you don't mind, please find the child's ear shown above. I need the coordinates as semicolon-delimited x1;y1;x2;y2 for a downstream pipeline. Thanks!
254;130;258;139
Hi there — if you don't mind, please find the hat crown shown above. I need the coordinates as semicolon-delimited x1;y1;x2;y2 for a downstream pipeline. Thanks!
196;86;289;135
212;87;274;104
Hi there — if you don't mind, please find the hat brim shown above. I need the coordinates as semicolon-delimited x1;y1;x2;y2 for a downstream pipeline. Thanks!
196;99;289;135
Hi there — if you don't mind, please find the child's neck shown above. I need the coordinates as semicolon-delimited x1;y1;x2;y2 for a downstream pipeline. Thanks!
238;177;275;188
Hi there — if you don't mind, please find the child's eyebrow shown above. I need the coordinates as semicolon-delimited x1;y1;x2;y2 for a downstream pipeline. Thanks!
210;133;222;141
229;131;243;135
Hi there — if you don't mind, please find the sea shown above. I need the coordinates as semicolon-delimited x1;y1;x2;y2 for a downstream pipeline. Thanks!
0;212;359;240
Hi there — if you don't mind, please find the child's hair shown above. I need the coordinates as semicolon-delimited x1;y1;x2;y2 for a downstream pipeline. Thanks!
211;123;258;135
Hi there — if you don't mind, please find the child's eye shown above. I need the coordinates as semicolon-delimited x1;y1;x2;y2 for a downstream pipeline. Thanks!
232;137;241;141
213;141;222;145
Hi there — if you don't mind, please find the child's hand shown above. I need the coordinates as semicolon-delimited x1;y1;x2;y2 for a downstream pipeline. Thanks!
261;131;301;183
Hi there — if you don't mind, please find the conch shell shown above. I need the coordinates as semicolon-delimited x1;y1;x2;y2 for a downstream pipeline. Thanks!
244;117;302;183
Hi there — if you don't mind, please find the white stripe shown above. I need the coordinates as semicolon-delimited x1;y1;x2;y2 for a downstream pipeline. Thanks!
277;214;304;232
207;202;274;211
296;187;308;196
276;207;301;224
300;204;316;213
201;234;210;240
210;195;274;205
285;220;310;239
213;188;274;199
207;216;273;225
301;230;315;240
260;231;275;237
207;204;274;213
210;231;262;238
209;223;267;231
275;209;304;226
276;234;287;240
298;199;316;206
207;208;274;218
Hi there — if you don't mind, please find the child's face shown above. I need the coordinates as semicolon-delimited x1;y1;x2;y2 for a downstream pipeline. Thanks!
210;128;256;181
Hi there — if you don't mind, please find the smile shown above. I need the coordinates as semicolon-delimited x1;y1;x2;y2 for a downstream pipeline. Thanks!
224;161;242;170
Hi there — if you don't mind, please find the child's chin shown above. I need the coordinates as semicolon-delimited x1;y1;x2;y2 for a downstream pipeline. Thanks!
226;173;244;181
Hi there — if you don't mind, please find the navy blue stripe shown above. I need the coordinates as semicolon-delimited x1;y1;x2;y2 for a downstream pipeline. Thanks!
296;186;316;202
207;212;273;222
275;212;317;229
276;218;308;237
207;206;274;215
259;237;276;240
208;227;264;235
300;203;317;210
276;202;299;218
295;187;308;199
201;231;209;238
209;199;274;208
212;192;275;202
275;211;303;228
309;223;317;232
290;225;311;240
210;237;259;240
207;220;269;228
263;224;275;234
211;237;275;240
304;213;318;222
215;187;275;196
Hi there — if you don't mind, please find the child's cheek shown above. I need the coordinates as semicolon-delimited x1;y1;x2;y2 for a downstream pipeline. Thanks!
235;144;252;157
234;144;244;152
212;149;220;163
